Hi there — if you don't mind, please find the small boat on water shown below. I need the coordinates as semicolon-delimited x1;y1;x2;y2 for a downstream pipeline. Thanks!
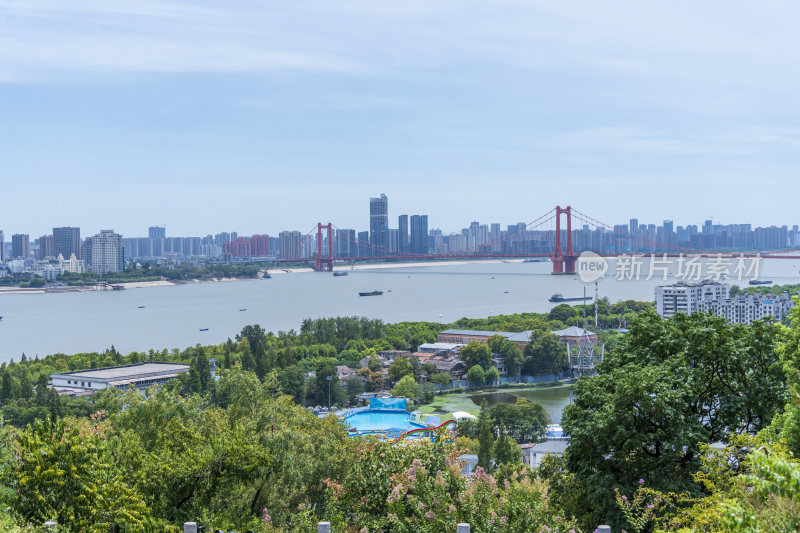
748;280;773;285
523;258;548;263
262;273;272;279
359;290;383;297
137;305;145;309
333;271;348;277
199;328;209;331
549;293;592;303
111;285;125;290
239;308;247;311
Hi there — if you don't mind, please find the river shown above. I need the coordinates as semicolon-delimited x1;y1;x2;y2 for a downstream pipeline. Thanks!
1;258;798;361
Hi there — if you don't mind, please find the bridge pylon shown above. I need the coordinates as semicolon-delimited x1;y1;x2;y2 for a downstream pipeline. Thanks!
315;223;334;271
552;205;577;275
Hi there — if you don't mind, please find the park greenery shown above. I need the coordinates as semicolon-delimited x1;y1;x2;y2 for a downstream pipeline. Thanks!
0;262;265;287
3;298;800;531
742;281;800;298
58;261;263;285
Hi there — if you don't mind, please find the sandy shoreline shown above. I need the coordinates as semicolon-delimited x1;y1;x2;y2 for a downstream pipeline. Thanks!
269;258;522;275
0;259;519;295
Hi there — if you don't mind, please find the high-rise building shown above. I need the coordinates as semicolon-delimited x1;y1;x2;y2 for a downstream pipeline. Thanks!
335;229;357;258
12;234;29;259
53;227;81;260
410;215;428;255
655;280;729;319
0;230;5;262
279;231;302;260
251;234;270;257
369;194;389;256
37;235;55;259
388;229;399;253
357;231;371;257
81;238;93;267
91;230;124;274
148;226;166;239
398;215;409;254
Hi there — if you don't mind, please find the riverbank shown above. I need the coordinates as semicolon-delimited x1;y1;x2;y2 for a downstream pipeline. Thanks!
264;258;523;275
0;259;522;295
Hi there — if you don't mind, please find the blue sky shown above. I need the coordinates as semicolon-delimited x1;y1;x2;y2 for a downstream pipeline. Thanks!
2;0;800;238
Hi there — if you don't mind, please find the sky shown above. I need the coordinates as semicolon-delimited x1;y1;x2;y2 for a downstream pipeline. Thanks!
2;0;800;238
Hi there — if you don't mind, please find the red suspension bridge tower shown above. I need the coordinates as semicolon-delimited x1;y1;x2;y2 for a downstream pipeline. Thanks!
315;223;333;271
552;205;577;274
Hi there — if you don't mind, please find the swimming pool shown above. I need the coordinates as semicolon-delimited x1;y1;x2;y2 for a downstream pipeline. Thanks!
344;409;428;434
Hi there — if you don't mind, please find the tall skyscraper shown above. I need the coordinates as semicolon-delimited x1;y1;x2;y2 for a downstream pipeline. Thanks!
81;238;93;267
369;194;389;256
279;231;302;260
53;227;81;260
0;230;4;262
357;231;371;257
410;215;429;255
398;215;409;254
37;235;55;259
91;230;124;274
148;226;166;239
335;229;356;258
12;234;29;259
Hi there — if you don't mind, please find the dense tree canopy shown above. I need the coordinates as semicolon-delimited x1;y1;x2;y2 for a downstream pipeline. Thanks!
562;310;786;528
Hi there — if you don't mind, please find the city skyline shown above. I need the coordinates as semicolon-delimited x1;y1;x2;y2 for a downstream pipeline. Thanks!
3;2;800;235
3;207;799;248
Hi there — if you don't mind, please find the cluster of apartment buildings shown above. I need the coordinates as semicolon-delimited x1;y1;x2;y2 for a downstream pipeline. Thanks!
655;280;795;324
0;227;123;279
5;199;798;274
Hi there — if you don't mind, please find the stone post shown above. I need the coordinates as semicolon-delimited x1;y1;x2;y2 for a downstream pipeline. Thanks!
183;522;198;533
457;524;471;533
318;521;331;533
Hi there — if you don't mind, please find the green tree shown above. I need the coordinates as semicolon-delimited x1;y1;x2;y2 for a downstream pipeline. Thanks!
493;421;521;467
367;355;382;372
344;375;365;403
477;402;494;471
277;365;306;404
387;357;413;383
523;329;567;375
562;310;785;528
460;341;492;370
223;338;233;369
429;372;452;386
236;324;266;354
466;364;486;387
390;374;420;400
0;370;11;403
485;366;500;385
14;418;163;532
253;339;268;380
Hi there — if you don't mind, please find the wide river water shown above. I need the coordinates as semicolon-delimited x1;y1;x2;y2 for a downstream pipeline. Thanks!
1;259;799;361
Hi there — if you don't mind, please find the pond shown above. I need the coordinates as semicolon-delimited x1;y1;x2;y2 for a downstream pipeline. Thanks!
423;385;573;424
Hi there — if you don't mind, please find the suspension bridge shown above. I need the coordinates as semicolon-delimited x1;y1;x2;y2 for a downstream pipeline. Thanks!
272;205;800;274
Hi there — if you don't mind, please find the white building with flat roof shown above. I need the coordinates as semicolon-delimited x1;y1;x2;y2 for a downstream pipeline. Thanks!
655;280;729;319
656;280;794;324
50;362;190;396
701;291;794;324
91;229;124;274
